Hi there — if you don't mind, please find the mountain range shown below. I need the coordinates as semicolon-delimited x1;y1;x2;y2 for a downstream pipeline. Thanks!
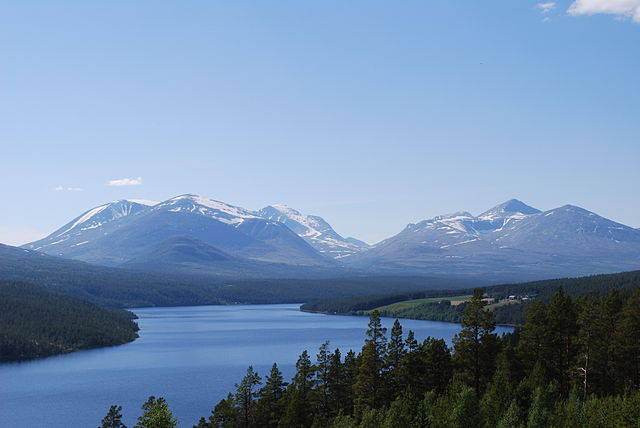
23;196;640;282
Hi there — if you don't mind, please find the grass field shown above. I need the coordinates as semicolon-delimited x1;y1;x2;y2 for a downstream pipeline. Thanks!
371;295;472;313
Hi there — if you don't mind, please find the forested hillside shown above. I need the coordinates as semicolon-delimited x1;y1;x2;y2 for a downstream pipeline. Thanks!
0;243;480;307
0;280;139;362
302;270;640;325
101;288;640;427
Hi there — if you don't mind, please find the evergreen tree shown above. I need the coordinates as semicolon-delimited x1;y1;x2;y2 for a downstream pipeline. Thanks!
192;417;209;428
257;363;287;427
546;289;578;397
235;366;262;428
381;391;415;428
448;387;481;428
354;311;388;415
413;391;436;428
316;341;333;419
405;330;419;352
327;348;347;416
209;393;238;427
453;288;498;394
614;288;640;391
526;386;555;428
518;301;550;373
99;405;127;428
385;319;405;400
495;400;522;428
279;350;316;427
481;352;514;428
135;396;177;428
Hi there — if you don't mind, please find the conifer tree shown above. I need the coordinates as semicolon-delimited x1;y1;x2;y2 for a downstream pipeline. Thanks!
279;350;316;427
209;393;238;427
546;289;578;396
316;341;333;419
614;288;640;391
448;387;481;428
354;311;388;415
256;363;287;427
495;400;522;428
99;405;127;428
385;319;405;400
453;289;498;394
235;366;262;428
481;352;514;428
405;330;418;352
526;385;555;428
135;396;177;428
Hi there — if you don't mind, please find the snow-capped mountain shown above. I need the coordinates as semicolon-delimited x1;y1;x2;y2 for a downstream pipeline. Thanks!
24;196;640;282
26;195;336;275
345;199;640;281
257;205;368;259
29;199;158;254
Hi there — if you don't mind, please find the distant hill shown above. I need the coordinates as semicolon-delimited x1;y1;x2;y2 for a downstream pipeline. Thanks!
344;199;640;281
0;243;477;307
0;243;224;307
0;280;139;362
301;270;640;325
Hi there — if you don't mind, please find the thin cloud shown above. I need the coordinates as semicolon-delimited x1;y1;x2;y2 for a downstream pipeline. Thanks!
568;0;640;22
538;2;557;13
54;185;83;191
107;177;143;187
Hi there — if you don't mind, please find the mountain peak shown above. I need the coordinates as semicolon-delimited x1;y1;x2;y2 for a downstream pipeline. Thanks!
479;199;541;219
257;204;368;258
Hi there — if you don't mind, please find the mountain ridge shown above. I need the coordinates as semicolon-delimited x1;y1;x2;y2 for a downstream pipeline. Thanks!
22;196;640;282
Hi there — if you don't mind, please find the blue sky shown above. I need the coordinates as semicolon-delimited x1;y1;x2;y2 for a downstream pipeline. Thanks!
1;0;638;245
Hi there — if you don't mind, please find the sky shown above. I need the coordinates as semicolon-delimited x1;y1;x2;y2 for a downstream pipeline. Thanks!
1;0;639;246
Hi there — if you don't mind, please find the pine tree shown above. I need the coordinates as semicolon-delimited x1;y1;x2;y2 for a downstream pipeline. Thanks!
413;391;436;428
526;385;554;428
257;363;287;427
546;289;578;397
135;396;177;428
192;417;209;428
235;366;262;428
354;311;388;416
405;330;418;352
99;405;127;428
209;393;238;427
385;319;405;400
316;341;333;419
279;350;316;427
327;348;347;416
453;289;498;394
614;288;640;391
448;387;481;428
495;400;522;428
481;352;514;428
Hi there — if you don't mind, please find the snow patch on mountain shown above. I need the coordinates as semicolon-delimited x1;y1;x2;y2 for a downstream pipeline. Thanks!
155;194;260;226
257;204;368;259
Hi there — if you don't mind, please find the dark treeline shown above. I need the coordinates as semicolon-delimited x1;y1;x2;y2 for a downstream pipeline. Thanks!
103;286;640;427
1;245;478;307
302;270;640;326
0;280;139;362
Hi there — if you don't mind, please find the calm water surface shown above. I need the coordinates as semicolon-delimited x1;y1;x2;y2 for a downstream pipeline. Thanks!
0;304;512;427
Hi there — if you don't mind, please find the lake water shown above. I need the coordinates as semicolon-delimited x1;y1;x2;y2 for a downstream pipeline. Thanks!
0;304;513;427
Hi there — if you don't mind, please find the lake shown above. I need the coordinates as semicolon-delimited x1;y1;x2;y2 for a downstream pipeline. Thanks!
0;304;513;427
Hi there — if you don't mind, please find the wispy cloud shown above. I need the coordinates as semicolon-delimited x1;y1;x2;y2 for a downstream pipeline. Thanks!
538;2;557;13
54;185;83;192
568;0;640;22
107;177;143;187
